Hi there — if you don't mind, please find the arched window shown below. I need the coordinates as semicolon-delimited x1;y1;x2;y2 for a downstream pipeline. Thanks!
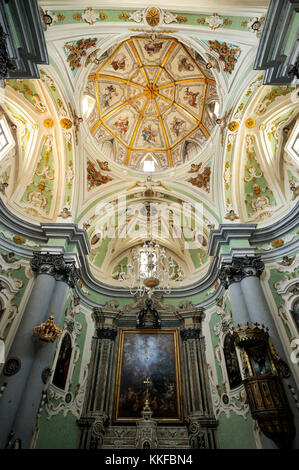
0;299;5;321
290;298;299;332
52;333;72;390
223;333;242;389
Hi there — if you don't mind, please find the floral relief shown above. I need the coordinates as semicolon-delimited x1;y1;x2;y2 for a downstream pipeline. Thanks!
207;40;241;74
188;165;211;192
87;160;113;190
64;38;98;72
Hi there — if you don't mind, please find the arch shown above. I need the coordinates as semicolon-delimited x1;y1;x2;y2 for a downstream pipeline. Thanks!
52;332;73;390
223;333;242;390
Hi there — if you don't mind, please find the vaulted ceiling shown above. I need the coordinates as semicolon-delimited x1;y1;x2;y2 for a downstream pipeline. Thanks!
0;1;297;288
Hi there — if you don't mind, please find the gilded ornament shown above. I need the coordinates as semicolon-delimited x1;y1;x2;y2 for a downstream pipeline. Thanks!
145;7;160;27
44;118;54;128
13;235;25;245
33;315;62;343
245;118;256;129
272;239;284;248
228;121;239;132
60;118;72;129
73;13;82;21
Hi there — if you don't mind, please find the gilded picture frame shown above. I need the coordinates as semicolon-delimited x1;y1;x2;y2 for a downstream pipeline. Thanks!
113;329;183;423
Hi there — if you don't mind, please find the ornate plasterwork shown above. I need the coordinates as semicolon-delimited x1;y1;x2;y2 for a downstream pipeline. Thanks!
128;7;177;28
87;36;218;170
80;189;213;287
0;273;24;339
30;252;79;287
211;305;250;419
207;362;248;419
45;309;86;419
64;38;98;73
205;40;241;75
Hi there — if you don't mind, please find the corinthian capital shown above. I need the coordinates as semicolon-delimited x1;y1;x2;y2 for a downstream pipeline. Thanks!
30;252;79;287
219;255;264;289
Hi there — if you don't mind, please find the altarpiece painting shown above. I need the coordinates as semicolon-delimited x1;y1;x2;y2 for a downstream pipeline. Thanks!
114;329;182;422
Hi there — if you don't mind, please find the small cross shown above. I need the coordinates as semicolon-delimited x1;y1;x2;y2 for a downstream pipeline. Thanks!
143;377;152;412
143;377;152;387
143;377;152;395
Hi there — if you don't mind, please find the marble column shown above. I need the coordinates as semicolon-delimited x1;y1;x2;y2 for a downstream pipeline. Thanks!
0;253;57;448
0;252;78;449
219;255;299;449
219;262;250;324
78;308;117;449
11;260;78;449
238;256;284;357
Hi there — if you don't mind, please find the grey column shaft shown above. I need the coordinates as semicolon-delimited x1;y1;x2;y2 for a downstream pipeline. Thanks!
0;274;56;449
228;281;251;324
240;275;285;358
12;280;69;449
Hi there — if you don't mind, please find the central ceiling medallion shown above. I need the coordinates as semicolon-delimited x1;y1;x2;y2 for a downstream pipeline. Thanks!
87;37;219;171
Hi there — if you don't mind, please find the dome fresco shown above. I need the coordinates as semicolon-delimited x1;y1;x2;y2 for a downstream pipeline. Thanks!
86;37;219;171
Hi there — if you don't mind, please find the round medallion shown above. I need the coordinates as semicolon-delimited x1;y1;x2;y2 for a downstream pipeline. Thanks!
60;118;72;129
272;238;284;248
228;121;239;132
43;118;54;128
3;357;21;376
245;118;256;129
13;235;25;245
145;7;160;27
65;392;73;404
222;394;229;405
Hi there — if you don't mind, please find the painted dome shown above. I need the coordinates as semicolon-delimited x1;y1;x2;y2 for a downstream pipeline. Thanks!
85;36;219;171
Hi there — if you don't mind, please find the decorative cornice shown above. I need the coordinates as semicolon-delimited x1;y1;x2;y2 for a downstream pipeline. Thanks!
219;255;265;289
30;252;79;287
249;202;299;244
0;198;47;242
40;223;90;255
253;0;299;85
208;224;257;257
0;199;297;301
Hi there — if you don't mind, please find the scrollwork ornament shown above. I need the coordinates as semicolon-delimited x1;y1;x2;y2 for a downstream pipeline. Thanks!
92;419;105;438
188;421;200;435
219;256;265;288
30;252;79;287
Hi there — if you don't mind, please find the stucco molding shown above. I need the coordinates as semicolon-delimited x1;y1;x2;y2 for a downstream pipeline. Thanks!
0;198;298;301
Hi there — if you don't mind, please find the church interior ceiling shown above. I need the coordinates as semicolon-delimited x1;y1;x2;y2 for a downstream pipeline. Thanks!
0;2;298;289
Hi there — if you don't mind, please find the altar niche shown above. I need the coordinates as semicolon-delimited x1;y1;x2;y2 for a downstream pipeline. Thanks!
113;329;183;423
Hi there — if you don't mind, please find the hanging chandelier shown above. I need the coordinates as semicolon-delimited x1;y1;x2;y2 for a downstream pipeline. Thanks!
118;177;183;297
